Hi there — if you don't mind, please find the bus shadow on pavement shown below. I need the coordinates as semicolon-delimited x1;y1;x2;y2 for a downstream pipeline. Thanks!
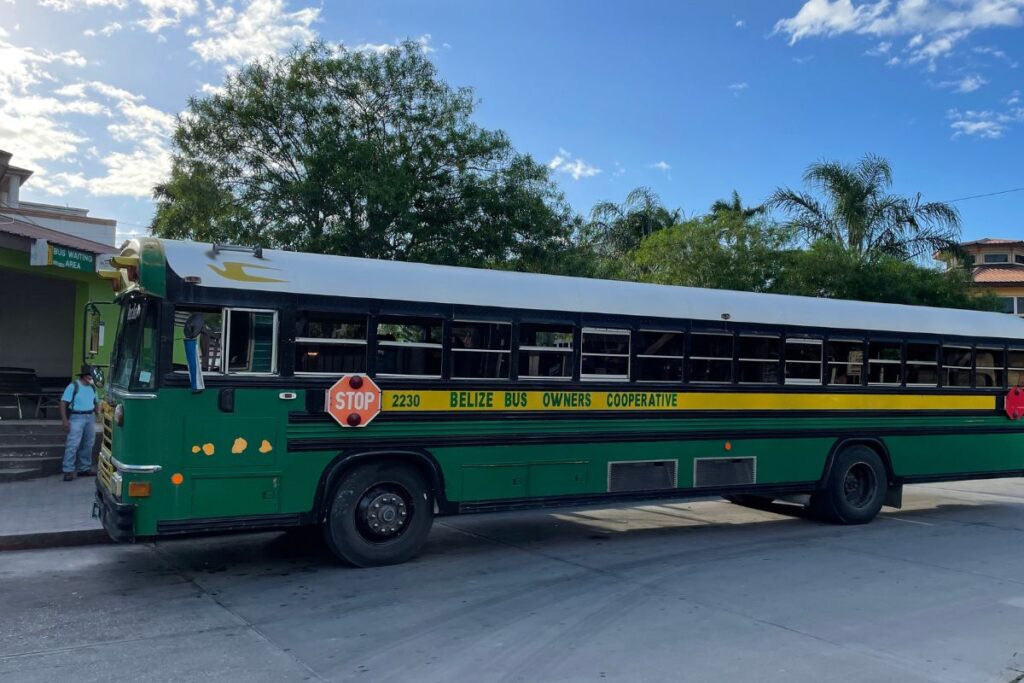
146;494;1021;572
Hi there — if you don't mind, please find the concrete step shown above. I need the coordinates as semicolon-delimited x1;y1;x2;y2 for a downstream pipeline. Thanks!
0;432;70;445
0;467;46;483
0;422;76;439
0;455;64;479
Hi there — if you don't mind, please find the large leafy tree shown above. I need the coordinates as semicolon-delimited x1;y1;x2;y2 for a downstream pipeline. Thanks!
152;41;577;271
767;155;961;262
584;187;682;257
626;209;795;293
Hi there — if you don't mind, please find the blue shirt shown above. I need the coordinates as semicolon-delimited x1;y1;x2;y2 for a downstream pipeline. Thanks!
61;381;97;413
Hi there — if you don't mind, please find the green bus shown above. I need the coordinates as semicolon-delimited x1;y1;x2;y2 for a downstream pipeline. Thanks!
94;237;1024;566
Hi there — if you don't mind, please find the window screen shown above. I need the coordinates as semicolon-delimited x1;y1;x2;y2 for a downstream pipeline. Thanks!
451;321;511;379
519;323;572;379
635;330;684;382
295;313;367;374
581;328;629;380
376;318;442;377
688;333;732;383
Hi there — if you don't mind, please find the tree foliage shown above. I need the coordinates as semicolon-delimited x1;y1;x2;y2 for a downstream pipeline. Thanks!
767;155;961;262
152;41;577;271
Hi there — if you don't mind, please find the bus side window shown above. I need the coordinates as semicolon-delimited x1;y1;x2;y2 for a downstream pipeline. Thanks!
906;343;939;387
173;307;223;373
635;330;684;382
1009;349;1024;387
784;338;822;385
942;345;972;387
975;347;1005;388
581;328;629;381
518;323;573;379
738;334;779;384
226;309;277;374
451;321;511;379
868;340;902;386
688;332;732;384
827;339;863;385
295;313;367;374
376;318;442;378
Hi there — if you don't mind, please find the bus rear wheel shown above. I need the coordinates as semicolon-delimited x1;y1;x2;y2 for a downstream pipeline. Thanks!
810;445;887;525
323;462;434;567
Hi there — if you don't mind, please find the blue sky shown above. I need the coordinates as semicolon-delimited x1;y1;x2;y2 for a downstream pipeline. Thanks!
1;0;1022;245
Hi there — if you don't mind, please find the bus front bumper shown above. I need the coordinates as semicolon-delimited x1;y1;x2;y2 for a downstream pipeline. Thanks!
93;481;135;542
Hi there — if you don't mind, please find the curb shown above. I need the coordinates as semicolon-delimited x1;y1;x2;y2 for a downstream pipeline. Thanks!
0;528;110;552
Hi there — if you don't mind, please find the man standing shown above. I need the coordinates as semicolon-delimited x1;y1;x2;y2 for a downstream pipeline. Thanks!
60;365;98;481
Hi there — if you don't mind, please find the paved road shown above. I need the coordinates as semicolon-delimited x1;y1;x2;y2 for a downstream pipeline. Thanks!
3;480;1024;683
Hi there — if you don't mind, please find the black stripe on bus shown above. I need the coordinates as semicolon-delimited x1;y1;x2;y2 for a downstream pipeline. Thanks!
285;423;1024;453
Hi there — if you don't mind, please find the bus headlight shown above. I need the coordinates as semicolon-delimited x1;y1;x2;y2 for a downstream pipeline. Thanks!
112;472;123;498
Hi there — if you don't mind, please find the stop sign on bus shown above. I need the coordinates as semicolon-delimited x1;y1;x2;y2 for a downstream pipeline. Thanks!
326;375;381;428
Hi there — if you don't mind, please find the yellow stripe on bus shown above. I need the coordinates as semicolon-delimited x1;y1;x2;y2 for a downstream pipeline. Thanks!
381;390;996;413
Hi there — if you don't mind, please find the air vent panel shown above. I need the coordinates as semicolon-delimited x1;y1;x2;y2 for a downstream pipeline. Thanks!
608;460;677;493
694;457;756;488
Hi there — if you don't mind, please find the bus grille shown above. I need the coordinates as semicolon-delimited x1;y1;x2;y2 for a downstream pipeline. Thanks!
98;406;115;492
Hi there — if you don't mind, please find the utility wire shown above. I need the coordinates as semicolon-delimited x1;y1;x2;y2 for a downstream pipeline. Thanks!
943;186;1024;203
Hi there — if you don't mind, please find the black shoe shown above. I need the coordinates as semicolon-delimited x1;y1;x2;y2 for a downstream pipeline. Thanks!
77;470;96;478
63;473;75;481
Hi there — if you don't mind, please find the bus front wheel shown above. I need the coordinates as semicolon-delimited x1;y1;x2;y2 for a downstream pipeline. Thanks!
810;445;887;525
323;462;434;567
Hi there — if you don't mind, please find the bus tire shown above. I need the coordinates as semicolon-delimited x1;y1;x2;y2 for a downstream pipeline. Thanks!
322;462;434;567
810;445;887;525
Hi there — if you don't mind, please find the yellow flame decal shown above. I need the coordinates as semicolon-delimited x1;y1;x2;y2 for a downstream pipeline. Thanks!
202;443;215;456
208;261;286;283
259;440;273;453
231;437;248;454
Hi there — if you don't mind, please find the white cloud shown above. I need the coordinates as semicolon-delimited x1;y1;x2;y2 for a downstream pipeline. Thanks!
648;161;671;172
548;148;601;180
1007;89;1022;105
948;106;1024;138
350;33;436;55
199;81;225;95
728;81;749;95
939;73;988;92
38;0;127;10
191;0;319;64
101;21;124;36
865;40;891;55
775;0;1024;67
137;0;198;33
611;161;625;178
735;19;745;28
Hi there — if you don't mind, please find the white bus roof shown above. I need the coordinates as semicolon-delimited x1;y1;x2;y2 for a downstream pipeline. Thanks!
159;238;1024;340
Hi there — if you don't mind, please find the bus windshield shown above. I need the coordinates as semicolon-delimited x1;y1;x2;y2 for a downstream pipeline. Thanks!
110;297;158;391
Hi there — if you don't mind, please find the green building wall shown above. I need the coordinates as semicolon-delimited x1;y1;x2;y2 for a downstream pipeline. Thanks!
0;246;118;382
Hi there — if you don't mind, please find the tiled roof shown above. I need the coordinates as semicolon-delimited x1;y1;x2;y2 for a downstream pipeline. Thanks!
962;238;1024;247
0;218;114;254
972;265;1024;285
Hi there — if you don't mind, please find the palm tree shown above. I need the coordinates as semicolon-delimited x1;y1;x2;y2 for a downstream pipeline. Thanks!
710;190;765;219
587;187;682;255
766;155;960;261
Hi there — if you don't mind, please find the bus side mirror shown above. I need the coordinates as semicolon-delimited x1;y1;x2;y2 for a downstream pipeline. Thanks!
184;313;206;340
183;313;207;394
